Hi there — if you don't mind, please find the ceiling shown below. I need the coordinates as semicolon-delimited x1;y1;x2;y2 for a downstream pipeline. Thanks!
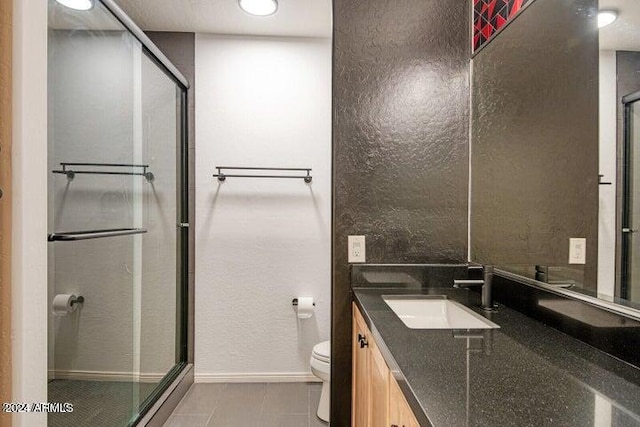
49;0;124;30
113;0;332;38
599;0;640;51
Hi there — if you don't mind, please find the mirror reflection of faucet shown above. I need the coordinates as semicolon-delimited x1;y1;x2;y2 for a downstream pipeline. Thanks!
452;332;488;426
452;329;495;355
535;265;576;288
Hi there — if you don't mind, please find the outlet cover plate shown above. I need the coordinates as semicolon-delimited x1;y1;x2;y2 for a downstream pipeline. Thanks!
348;235;366;263
569;238;586;264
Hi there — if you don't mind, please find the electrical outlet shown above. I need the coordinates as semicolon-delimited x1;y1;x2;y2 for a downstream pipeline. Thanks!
569;238;586;264
348;235;366;263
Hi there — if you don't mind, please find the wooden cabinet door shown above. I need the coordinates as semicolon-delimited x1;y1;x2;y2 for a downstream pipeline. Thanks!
389;377;403;427
369;340;390;427
389;376;420;427
353;303;418;427
352;304;370;427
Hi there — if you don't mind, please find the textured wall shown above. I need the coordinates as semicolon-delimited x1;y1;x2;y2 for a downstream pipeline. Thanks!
470;0;599;288
332;0;470;423
194;35;331;380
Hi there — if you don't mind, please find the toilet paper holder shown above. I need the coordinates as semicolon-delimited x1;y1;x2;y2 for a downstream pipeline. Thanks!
71;296;85;306
292;298;315;307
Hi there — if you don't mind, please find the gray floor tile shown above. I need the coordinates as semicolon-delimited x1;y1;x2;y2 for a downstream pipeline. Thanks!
163;414;211;427
207;410;261;427
219;383;267;406
308;383;322;393
172;382;328;427
259;413;309;427
309;416;329;427
309;387;322;404
206;383;267;426
308;387;328;426
175;383;226;415
262;383;309;415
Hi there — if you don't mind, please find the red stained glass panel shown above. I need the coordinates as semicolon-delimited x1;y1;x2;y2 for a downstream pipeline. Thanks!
473;0;533;52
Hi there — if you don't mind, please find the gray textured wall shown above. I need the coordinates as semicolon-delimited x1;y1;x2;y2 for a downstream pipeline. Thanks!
146;32;196;363
332;0;470;423
470;0;599;288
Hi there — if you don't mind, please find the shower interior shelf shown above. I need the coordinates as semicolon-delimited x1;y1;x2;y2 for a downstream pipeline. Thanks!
213;166;312;183
52;162;155;182
48;228;148;242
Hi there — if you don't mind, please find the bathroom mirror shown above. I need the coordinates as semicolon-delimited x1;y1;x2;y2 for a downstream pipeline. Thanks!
471;0;640;313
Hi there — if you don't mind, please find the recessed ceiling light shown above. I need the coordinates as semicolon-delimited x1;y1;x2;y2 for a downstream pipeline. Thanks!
54;0;94;11
598;10;618;28
238;0;278;16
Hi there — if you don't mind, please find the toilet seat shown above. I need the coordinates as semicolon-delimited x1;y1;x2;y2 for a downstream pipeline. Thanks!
312;340;330;363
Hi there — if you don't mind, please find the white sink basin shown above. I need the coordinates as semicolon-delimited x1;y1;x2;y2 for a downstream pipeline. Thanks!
383;296;500;330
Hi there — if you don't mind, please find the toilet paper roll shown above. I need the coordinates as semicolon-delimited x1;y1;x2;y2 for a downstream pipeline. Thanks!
296;297;315;319
52;294;79;317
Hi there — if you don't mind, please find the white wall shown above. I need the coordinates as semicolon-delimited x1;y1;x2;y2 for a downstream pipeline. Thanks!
194;34;332;381
598;50;617;298
12;0;48;425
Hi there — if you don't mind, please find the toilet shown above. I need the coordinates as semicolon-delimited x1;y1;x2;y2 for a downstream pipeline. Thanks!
310;340;330;422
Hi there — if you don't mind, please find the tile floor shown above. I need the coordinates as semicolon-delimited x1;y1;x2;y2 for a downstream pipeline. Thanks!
48;380;157;427
164;382;329;427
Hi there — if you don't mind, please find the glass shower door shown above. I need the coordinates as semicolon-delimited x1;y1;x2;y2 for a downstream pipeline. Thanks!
136;51;182;404
622;93;640;303
47;1;187;425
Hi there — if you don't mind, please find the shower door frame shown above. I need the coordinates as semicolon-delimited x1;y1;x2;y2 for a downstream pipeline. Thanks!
96;1;190;425
621;90;640;301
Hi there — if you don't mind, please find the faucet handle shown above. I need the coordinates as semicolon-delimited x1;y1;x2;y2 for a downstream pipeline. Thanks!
453;279;484;288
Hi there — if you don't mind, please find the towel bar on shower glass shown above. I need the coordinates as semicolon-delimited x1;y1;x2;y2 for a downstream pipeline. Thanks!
48;228;147;242
52;162;155;182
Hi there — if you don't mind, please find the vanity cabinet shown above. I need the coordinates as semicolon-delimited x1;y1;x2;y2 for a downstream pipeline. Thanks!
389;376;420;427
353;303;371;426
352;303;421;427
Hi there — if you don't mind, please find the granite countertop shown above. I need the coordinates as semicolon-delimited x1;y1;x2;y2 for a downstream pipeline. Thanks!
353;287;640;427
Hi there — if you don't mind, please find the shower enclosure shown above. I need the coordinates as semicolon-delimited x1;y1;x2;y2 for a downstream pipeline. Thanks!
622;91;640;304
47;0;188;425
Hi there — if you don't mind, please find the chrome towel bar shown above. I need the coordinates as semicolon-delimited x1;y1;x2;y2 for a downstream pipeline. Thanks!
213;166;312;183
48;228;147;242
52;162;155;182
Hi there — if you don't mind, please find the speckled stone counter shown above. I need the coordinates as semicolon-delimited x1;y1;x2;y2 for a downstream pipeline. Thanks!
353;287;640;427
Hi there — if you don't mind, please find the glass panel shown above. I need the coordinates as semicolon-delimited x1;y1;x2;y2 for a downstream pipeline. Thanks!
47;1;185;425
627;102;640;304
137;52;180;391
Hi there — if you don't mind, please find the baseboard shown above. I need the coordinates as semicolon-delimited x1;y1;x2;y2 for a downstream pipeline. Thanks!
195;372;321;383
51;369;165;383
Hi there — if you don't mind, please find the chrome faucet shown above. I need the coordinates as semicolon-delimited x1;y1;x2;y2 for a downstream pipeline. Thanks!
453;265;495;311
